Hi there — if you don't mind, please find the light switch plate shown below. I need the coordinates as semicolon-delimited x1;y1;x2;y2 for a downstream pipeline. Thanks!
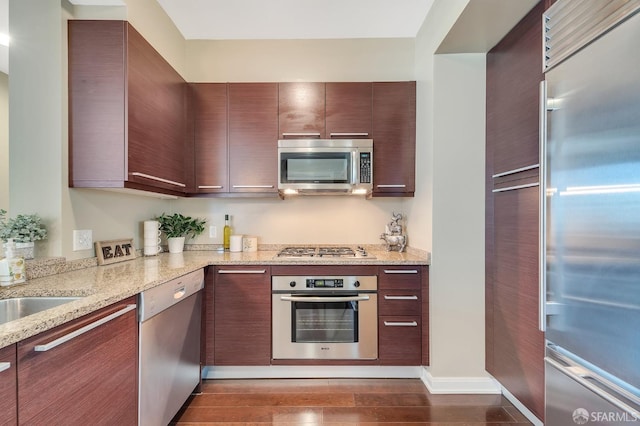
73;230;93;251
209;225;217;238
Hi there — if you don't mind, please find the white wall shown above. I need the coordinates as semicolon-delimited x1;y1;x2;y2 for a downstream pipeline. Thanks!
0;72;7;209
411;0;492;387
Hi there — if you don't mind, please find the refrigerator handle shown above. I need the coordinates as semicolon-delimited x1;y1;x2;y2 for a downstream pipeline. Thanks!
539;80;548;332
546;349;640;417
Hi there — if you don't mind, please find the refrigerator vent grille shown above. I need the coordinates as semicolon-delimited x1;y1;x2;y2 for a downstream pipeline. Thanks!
544;0;640;71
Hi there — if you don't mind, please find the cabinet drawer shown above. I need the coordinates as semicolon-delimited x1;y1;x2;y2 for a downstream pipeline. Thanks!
378;267;421;290
378;315;421;365
379;290;421;315
0;344;17;426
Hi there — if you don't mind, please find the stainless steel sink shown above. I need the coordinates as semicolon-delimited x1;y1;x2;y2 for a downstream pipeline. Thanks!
0;297;82;325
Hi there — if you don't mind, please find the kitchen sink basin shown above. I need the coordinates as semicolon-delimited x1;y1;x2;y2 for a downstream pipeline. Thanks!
0;297;82;325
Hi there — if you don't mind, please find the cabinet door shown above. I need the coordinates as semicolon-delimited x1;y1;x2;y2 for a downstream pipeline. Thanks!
278;82;325;139
127;24;187;193
490;186;544;419
378;316;421;366
214;266;271;365
0;344;16;426
372;82;416;196
192;83;228;193
228;83;278;193
325;82;372;138
17;298;138;425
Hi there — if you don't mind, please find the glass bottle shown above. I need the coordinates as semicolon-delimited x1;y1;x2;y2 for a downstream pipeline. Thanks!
223;214;231;251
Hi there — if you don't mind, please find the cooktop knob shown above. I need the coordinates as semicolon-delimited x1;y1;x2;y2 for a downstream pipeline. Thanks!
289;281;296;287
354;280;360;288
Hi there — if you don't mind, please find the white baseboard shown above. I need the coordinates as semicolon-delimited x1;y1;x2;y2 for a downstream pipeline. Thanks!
420;366;502;394
203;365;423;380
501;385;544;426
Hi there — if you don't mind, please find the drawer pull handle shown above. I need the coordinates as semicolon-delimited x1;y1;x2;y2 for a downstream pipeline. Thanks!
198;185;223;189
217;269;267;274
384;295;418;300
384;321;418;327
232;185;274;189
383;270;418;274
34;304;136;352
0;362;10;373
376;184;407;188
131;172;186;188
330;132;369;137
492;182;539;193
282;132;321;137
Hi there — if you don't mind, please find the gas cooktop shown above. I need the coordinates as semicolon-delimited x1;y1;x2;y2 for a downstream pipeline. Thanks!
275;246;376;260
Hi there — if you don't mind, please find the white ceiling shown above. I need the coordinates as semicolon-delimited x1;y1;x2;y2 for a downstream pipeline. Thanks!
0;0;8;74
156;0;436;40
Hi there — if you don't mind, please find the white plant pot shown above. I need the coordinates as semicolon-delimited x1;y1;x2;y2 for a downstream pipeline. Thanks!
15;242;35;260
167;237;185;254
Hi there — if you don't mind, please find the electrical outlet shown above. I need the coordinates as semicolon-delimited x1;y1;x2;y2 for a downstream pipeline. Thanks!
73;230;93;251
209;225;217;238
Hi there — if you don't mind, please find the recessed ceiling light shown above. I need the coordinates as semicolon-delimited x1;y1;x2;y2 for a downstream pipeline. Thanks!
0;34;9;47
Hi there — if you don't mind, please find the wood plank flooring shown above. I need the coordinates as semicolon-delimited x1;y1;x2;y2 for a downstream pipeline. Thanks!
171;379;533;425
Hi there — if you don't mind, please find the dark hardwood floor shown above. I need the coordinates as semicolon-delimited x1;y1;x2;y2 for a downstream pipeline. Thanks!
171;378;533;425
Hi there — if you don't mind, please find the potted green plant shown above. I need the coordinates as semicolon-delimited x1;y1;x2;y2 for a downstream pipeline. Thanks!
155;213;206;253
0;209;48;259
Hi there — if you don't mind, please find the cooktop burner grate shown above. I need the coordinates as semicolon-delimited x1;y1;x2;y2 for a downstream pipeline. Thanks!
276;246;373;259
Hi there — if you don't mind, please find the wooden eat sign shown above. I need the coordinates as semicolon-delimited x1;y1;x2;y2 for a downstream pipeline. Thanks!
95;238;136;265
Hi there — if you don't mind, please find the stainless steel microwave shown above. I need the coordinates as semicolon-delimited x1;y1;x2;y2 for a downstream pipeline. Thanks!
277;139;373;196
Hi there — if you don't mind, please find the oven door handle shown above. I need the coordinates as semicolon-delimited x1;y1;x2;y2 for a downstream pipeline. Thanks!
280;295;370;303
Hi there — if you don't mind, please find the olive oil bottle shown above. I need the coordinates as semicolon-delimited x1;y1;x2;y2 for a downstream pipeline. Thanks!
223;214;231;251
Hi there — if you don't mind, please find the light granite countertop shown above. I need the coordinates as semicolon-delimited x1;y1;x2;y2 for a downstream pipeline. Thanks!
0;249;429;349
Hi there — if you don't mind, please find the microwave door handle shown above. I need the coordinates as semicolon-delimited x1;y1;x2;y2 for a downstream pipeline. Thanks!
351;151;358;184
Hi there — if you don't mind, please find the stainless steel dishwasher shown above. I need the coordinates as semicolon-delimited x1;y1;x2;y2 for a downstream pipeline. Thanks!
138;268;204;426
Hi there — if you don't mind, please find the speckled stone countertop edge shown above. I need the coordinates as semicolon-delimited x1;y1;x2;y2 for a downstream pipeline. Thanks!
0;249;429;349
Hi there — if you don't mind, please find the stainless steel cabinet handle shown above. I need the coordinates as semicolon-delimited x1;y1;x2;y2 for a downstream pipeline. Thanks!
282;132;321;137
34;304;136;352
217;269;267;274
383;269;418;274
281;295;370;303
383;321;418;327
330;132;369;137
376;184;407;188
492;164;539;179
232;185;274;189
383;295;418;300
492;182;539;193
198;185;223;189
0;362;10;373
131;172;186;188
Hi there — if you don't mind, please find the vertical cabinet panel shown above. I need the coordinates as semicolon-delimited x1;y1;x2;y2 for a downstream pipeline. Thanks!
17;298;138;425
486;2;545;421
192;83;229;193
214;266;271;365
0;344;16;426
228;84;278;193
325;82;372;137
278;82;326;139
372;81;416;196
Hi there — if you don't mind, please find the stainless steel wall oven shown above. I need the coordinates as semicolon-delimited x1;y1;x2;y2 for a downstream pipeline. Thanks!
272;275;377;360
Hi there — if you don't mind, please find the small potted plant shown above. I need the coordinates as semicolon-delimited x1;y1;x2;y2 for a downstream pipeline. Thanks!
0;209;48;259
155;213;206;253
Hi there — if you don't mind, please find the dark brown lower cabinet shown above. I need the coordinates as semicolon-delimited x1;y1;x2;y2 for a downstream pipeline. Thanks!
213;266;271;365
0;344;17;426
17;297;138;425
489;185;545;419
378;316;422;365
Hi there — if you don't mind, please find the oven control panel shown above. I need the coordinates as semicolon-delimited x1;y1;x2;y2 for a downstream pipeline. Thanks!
306;278;344;288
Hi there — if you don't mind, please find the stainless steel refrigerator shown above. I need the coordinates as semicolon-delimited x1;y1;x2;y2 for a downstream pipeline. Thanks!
541;1;640;424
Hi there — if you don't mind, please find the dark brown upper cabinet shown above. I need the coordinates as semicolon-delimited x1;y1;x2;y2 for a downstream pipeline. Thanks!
228;83;279;194
372;81;416;196
325;82;372;138
278;82;326;139
68;20;187;197
191;83;229;194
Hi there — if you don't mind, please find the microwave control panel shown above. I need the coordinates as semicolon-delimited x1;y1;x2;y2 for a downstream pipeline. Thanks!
360;153;372;183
